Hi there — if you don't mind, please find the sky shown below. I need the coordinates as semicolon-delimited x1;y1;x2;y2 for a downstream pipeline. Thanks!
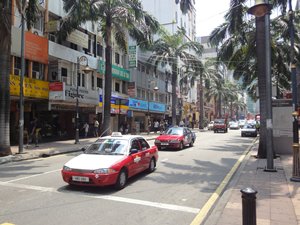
195;0;231;37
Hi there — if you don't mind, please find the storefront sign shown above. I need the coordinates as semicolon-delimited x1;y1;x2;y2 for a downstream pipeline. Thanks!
10;75;49;99
25;31;49;64
99;96;129;114
64;85;99;105
128;45;137;68
47;20;60;32
49;84;98;105
49;82;63;91
129;98;166;113
98;60;130;81
67;29;89;49
128;82;136;97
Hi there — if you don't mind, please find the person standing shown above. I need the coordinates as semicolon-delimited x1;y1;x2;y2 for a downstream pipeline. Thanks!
82;122;89;138
153;120;159;133
93;118;99;137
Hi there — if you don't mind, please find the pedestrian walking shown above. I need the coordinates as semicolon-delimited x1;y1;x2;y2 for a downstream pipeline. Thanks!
179;120;184;127
82;122;89;138
93;118;99;137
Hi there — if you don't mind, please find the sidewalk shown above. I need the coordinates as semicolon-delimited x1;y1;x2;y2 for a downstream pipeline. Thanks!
204;141;300;225
0;133;160;165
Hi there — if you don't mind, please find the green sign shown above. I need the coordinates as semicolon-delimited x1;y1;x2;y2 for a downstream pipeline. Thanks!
98;60;130;81
128;45;137;68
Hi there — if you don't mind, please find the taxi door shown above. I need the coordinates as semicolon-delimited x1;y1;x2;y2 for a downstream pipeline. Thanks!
128;139;143;176
138;138;152;170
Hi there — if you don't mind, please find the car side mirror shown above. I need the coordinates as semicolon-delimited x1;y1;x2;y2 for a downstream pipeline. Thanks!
130;149;138;154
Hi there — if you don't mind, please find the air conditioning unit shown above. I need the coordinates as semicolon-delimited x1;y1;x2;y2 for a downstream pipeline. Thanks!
14;68;21;75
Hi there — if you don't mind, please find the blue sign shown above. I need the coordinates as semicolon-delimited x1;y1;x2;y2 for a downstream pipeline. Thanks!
129;98;166;113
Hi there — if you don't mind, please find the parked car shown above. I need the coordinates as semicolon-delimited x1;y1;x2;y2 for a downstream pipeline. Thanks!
207;121;214;130
229;121;240;130
241;124;258;137
213;119;228;133
154;126;195;150
61;132;158;190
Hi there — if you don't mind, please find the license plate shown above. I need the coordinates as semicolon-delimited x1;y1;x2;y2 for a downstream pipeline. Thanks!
161;142;169;145
72;176;89;182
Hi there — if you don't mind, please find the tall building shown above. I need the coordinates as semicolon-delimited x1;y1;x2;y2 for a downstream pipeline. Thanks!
9;0;133;142
139;0;198;125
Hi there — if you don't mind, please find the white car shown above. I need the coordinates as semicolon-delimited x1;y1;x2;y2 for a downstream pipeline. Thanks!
207;121;214;130
229;121;240;129
238;120;246;128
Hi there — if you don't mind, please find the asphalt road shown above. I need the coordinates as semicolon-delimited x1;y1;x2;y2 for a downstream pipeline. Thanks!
0;129;255;225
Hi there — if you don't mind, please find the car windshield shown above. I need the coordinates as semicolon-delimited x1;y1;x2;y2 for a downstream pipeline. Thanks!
214;119;225;124
243;124;255;129
165;127;183;135
85;139;128;155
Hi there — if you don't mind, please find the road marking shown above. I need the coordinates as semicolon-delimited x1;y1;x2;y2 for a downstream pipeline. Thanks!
160;158;168;162
4;169;61;183
0;181;199;214
92;195;199;213
190;139;255;225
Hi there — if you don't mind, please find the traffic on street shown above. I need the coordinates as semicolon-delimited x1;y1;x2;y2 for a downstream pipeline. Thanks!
0;129;256;225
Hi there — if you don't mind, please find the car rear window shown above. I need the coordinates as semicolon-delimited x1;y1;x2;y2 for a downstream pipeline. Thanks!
214;119;225;124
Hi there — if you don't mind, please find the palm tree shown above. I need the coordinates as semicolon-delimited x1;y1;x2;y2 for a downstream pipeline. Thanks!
175;0;193;14
0;0;38;156
209;0;294;158
148;28;203;125
62;0;160;136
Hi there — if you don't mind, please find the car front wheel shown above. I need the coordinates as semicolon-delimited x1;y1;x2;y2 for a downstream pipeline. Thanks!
114;169;127;190
147;158;156;173
179;141;184;150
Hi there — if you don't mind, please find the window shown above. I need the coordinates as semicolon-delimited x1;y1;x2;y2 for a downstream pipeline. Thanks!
32;62;41;79
92;75;95;89
122;81;127;94
138;138;149;150
97;43;103;57
131;139;140;151
115;82;120;92
97;77;103;88
115;53;120;64
82;73;85;87
61;68;67;77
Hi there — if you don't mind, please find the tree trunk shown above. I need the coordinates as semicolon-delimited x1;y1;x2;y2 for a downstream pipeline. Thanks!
0;0;12;156
102;20;113;137
256;16;267;158
171;63;177;126
199;73;204;128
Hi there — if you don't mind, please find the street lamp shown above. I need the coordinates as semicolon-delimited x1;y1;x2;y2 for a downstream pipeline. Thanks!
75;56;93;144
248;0;276;172
147;79;159;134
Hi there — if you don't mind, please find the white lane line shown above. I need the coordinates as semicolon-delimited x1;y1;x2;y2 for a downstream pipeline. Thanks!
160;158;169;162
0;181;199;214
4;169;61;183
92;195;199;214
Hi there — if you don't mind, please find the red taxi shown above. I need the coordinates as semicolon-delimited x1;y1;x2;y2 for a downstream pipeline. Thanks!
61;132;158;190
154;126;195;150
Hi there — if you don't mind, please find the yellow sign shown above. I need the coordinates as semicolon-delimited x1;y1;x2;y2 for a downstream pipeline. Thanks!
10;75;49;99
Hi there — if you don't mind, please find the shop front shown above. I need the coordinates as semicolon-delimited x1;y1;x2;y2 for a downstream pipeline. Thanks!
128;98;166;133
49;82;99;139
10;75;50;144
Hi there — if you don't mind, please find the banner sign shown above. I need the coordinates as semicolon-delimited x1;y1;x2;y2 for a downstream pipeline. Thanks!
10;75;49;99
98;60;130;81
128;45;137;68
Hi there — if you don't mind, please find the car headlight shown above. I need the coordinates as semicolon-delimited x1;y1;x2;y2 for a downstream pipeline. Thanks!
154;139;161;144
94;168;117;174
170;139;180;143
63;166;72;171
